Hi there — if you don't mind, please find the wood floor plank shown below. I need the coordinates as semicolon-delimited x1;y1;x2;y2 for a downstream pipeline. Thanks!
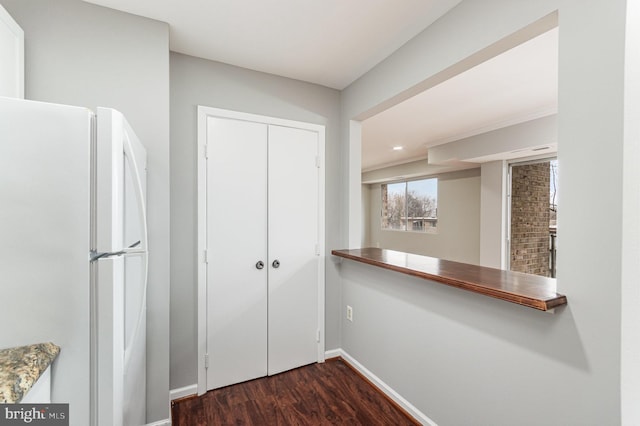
171;359;419;425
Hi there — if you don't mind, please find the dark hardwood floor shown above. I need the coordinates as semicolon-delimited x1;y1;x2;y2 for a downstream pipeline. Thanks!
171;358;419;425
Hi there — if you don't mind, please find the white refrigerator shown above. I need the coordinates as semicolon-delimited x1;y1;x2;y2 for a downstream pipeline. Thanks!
0;96;148;426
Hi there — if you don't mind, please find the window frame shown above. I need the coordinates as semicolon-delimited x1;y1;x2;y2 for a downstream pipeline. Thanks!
380;176;438;234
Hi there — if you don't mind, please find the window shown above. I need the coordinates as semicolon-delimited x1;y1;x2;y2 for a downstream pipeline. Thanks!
381;178;437;231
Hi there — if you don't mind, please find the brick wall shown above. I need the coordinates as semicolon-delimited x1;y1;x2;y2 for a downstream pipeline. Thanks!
510;162;550;277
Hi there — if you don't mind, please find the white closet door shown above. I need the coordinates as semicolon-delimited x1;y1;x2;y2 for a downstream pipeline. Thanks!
267;125;319;375
206;117;268;389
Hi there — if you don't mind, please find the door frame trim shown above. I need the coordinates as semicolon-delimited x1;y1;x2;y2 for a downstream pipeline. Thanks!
196;106;326;395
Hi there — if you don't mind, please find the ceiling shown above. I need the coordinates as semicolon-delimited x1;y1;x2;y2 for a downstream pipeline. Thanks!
362;28;558;171
82;0;557;173
82;0;462;90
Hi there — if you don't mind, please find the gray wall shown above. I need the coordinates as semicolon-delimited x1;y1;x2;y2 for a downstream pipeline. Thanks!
1;0;171;422
169;52;341;390
339;0;636;424
365;168;480;264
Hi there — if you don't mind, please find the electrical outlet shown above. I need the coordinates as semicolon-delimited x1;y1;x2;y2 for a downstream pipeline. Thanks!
346;305;353;322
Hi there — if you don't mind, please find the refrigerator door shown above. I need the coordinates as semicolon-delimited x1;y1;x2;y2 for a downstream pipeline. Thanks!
0;96;93;426
94;108;148;426
93;256;124;426
94;255;145;426
121;115;147;426
95;108;147;256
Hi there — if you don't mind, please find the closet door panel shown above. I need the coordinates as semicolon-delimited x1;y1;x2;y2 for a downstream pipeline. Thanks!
267;125;319;375
206;117;268;389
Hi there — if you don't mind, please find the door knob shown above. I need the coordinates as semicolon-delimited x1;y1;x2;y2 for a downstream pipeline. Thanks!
272;260;280;268
256;261;264;270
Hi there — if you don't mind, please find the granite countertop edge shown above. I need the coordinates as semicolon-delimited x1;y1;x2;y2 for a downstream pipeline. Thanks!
0;342;60;403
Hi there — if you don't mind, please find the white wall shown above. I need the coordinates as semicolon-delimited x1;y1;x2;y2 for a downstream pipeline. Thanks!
339;0;637;424
169;52;342;391
428;115;557;164
361;184;371;247
365;168;480;264
480;160;507;268
0;0;171;422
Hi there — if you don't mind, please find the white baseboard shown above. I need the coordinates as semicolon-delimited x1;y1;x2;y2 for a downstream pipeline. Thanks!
324;348;342;360
146;419;171;426
170;384;197;401
325;348;437;426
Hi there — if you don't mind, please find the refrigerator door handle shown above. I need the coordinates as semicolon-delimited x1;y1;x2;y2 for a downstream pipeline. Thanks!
121;240;145;255
90;241;144;261
122;130;148;254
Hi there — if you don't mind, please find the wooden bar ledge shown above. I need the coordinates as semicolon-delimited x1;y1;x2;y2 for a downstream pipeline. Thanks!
331;248;567;311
